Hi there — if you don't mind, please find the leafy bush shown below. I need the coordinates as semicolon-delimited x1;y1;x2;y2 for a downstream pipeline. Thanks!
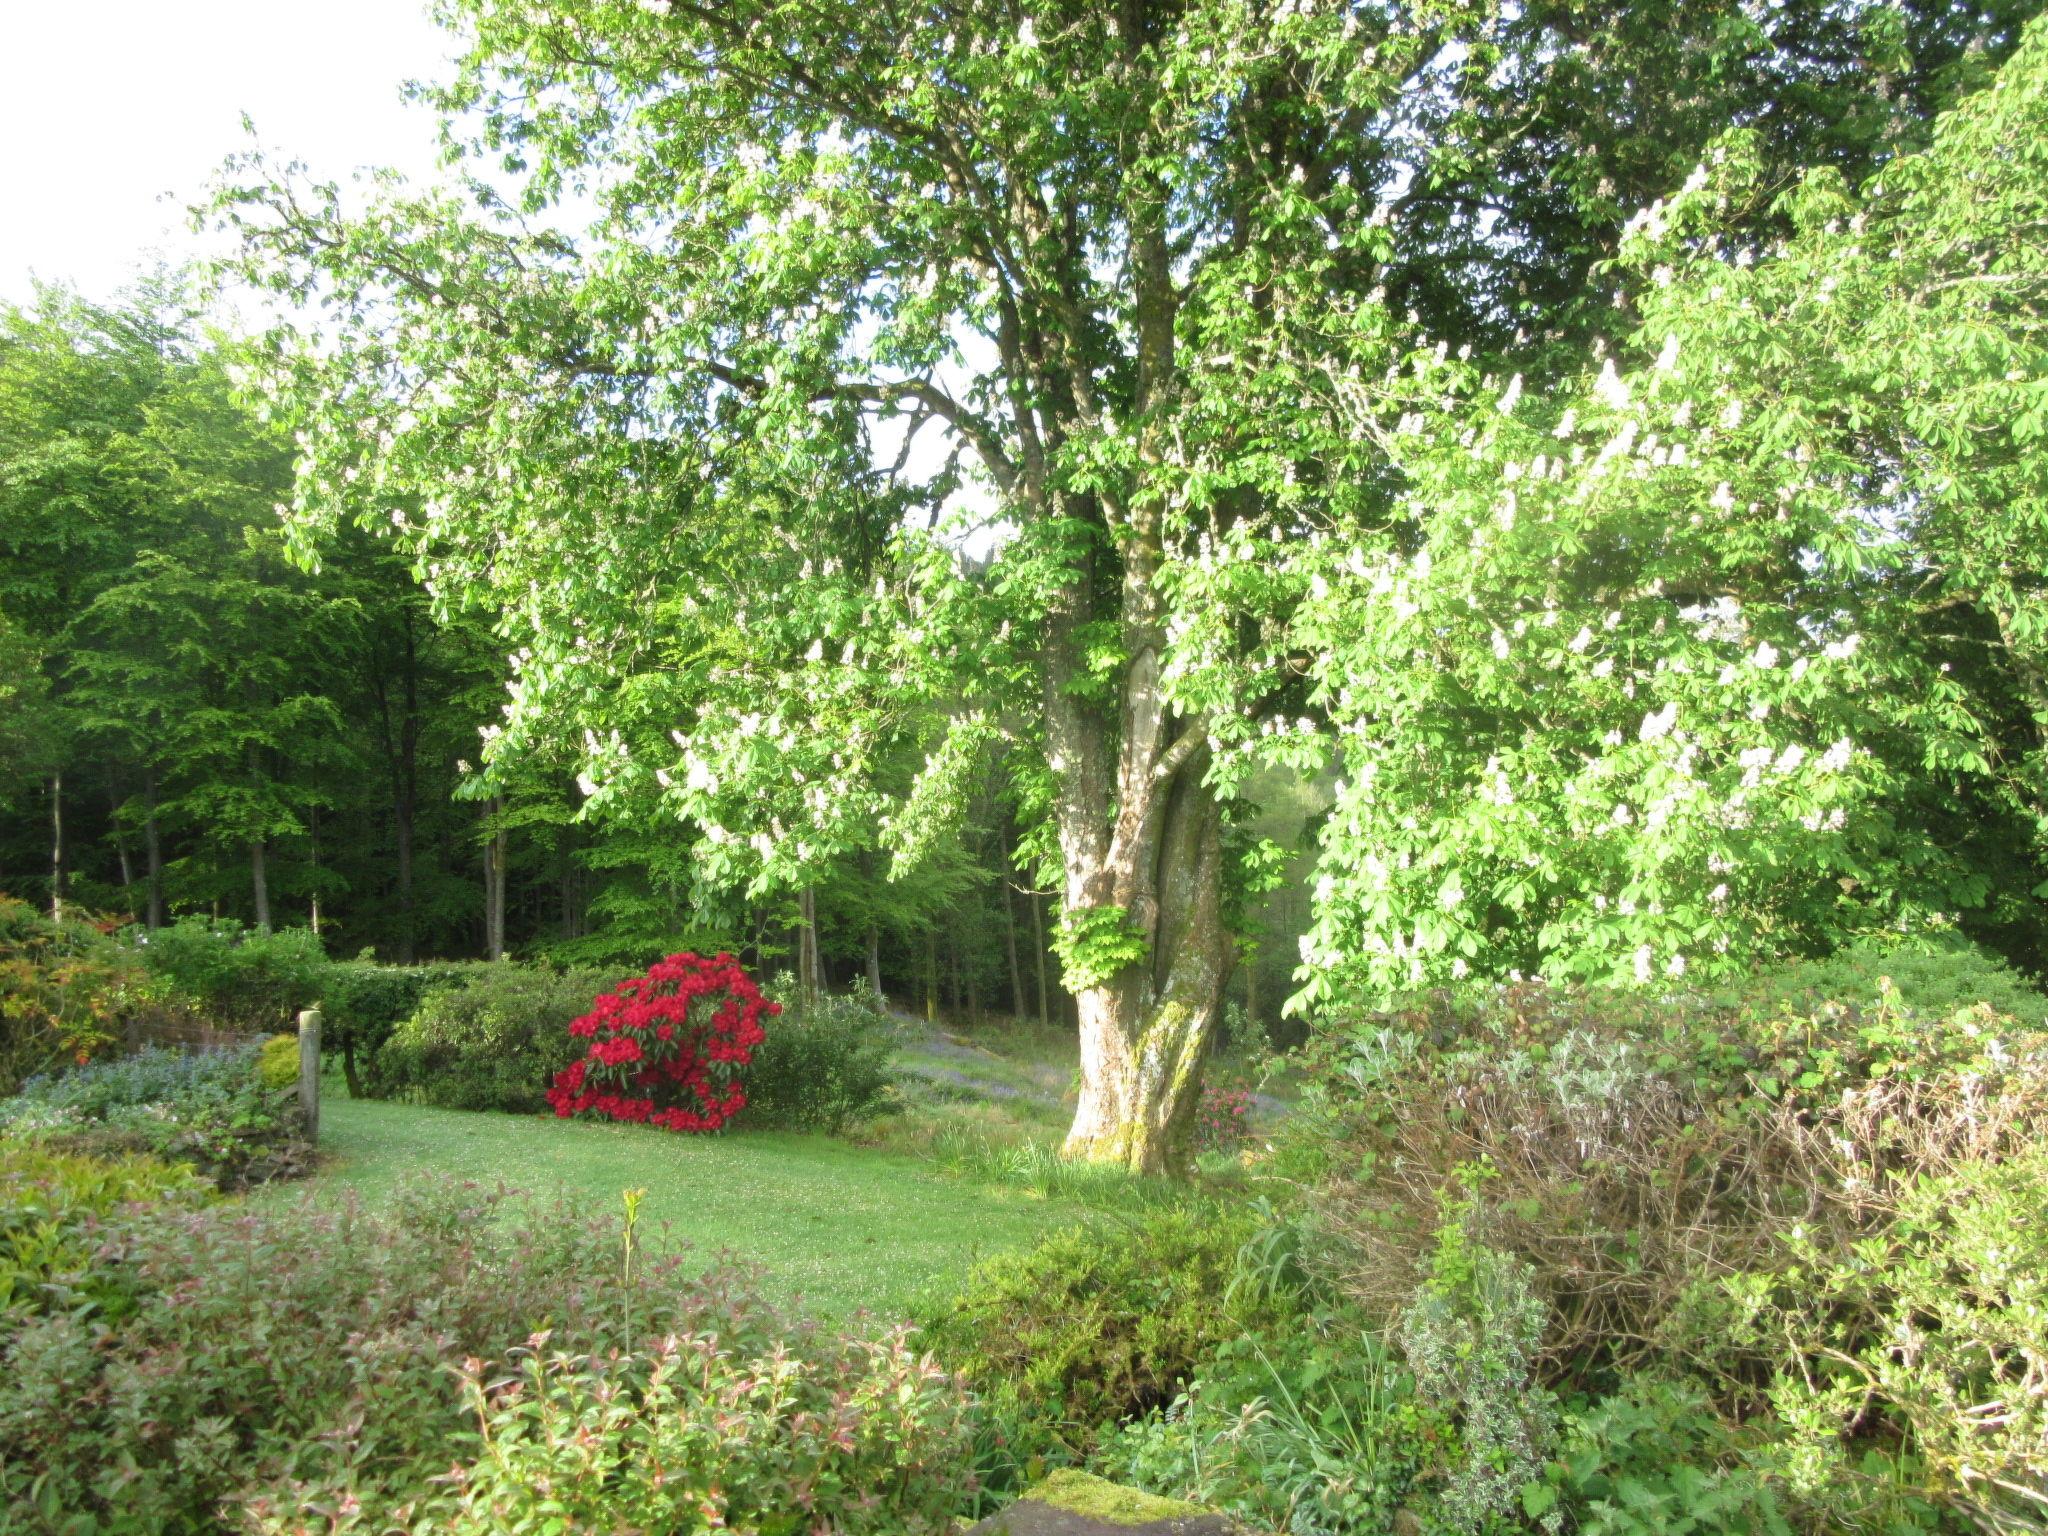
546;952;773;1132
1533;1377;1798;1536
369;1330;972;1535
1101;1317;1434;1536
367;962;612;1112
255;1031;299;1089
130;916;331;1033
0;895;155;1091
1295;957;2048;1533
1395;1188;1560;1534
2;1180;975;1534
0;1043;303;1188
0;1142;208;1317
742;986;898;1132
1720;932;2048;1030
321;958;484;1096
917;1203;1288;1476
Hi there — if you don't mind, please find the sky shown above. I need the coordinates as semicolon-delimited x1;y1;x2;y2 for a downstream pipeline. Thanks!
0;0;456;307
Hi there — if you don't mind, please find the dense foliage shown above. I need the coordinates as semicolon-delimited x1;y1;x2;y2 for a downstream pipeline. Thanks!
0;896;154;1091
547;951;774;1132
0;1042;306;1188
366;960;608;1112
0;1178;974;1533
740;983;900;1132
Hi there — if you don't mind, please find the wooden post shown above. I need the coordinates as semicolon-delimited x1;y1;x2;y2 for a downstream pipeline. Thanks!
297;1008;322;1143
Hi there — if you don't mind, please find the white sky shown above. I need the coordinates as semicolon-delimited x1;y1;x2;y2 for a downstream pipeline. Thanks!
0;0;455;306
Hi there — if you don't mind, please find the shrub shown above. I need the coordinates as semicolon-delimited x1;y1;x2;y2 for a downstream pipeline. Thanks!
0;1043;304;1189
547;952;774;1132
917;1203;1288;1476
322;958;485;1097
378;1330;972;1535
1719;932;2048;1030
1395;1188;1560;1534
0;895;154;1090
367;962;611;1112
742;986;898;1132
1100;1317;1434;1536
130;916;331;1034
2;1179;975;1534
1191;1083;1254;1155
255;1031;299;1089
1533;1376;1797;1536
1295;959;2048;1533
0;1142;208;1317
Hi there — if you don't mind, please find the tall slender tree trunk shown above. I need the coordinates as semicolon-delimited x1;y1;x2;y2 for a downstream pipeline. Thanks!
1003;882;1026;1019
1031;891;1050;1028
796;887;826;1002
143;770;163;929
108;780;136;919
865;924;884;1005
49;771;65;920
484;795;508;961
250;839;271;930
308;804;322;937
923;928;937;1023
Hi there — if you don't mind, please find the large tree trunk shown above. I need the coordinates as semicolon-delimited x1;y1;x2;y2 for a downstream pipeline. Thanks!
1044;172;1232;1174
1059;766;1230;1175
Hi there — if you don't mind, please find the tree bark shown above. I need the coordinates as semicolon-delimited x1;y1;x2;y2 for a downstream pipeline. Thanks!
484;795;507;960
49;771;65;921
1031;890;1050;1027
796;887;825;1001
865;923;884;1005
108;780;136;918
143;770;163;929
250;838;271;930
308;803;323;937
1045;156;1233;1174
1058;759;1230;1175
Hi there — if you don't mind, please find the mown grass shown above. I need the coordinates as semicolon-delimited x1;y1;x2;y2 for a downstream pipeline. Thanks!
259;1095;1085;1319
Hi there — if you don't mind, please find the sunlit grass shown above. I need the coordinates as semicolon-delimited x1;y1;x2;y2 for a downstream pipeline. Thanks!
259;1095;1085;1320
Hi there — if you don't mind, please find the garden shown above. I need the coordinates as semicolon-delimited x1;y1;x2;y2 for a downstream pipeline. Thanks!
4;895;2046;1533
7;0;2048;1531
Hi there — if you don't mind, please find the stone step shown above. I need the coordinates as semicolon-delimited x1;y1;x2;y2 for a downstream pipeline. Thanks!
963;1471;1240;1536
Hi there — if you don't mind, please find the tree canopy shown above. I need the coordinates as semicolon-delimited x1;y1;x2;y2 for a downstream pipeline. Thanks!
206;0;2048;1165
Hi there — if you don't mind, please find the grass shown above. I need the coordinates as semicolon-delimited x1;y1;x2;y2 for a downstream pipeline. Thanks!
259;1095;1087;1319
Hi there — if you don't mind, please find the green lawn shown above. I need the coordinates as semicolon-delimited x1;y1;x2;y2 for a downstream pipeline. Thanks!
261;1095;1083;1319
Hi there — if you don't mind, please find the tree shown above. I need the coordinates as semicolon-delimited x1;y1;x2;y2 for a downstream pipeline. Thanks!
1280;16;2048;997
213;0;2034;1168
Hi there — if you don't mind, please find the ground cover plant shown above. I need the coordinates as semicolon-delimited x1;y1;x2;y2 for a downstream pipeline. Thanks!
1;1176;977;1534
1272;951;2048;1534
0;1041;305;1189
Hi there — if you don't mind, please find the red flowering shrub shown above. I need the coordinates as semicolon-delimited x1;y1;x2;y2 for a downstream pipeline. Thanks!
1193;1083;1254;1154
545;953;777;1133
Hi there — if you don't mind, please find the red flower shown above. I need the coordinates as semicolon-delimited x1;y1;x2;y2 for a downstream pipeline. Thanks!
547;952;771;1135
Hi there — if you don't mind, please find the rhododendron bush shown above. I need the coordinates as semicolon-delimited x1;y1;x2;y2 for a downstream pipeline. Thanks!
546;953;776;1133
